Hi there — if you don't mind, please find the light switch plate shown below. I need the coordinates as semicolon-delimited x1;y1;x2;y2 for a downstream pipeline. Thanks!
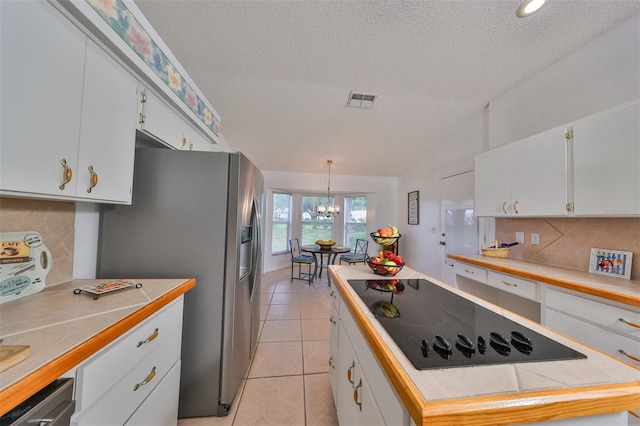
515;232;524;244
531;233;540;245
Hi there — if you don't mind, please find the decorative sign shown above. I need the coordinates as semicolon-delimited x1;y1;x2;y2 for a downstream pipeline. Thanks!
588;248;633;280
408;191;419;225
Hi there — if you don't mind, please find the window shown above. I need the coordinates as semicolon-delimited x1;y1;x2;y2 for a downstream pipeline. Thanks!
272;193;291;254
301;195;333;245
344;196;367;248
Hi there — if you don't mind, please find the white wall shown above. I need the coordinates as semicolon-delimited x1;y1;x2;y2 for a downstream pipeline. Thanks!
398;13;640;281
263;170;397;273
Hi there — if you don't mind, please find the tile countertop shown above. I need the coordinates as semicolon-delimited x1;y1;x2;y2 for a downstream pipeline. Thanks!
329;264;640;426
0;278;195;416
447;254;640;307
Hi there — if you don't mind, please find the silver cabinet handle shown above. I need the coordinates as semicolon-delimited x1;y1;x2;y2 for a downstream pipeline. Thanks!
328;356;335;369
502;201;508;214
619;318;640;328
513;200;519;214
86;165;98;193
329;315;336;325
137;328;159;347
347;361;355;384
133;366;156;391
619;349;640;363
353;379;363;411
464;269;474;274
502;280;518;287
59;159;73;190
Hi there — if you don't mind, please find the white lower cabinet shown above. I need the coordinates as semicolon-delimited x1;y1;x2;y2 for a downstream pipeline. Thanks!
329;300;339;407
544;288;640;424
71;297;184;426
337;321;384;426
331;291;410;426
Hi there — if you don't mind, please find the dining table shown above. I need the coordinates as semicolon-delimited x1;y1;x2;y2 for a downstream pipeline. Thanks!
300;244;351;285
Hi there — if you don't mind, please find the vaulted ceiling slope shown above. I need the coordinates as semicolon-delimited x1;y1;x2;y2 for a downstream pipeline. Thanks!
135;0;640;177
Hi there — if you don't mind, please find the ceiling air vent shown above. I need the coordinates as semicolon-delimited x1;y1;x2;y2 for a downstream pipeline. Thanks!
347;91;376;108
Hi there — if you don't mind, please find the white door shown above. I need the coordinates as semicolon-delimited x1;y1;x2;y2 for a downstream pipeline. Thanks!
440;171;477;286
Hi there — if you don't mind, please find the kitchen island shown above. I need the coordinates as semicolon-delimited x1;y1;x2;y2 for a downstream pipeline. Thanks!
328;264;639;425
0;277;194;419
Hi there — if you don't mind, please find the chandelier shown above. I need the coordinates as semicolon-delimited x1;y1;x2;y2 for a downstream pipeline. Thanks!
317;160;340;218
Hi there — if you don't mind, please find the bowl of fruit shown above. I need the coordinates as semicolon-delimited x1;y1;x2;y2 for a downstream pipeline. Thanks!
366;251;405;276
315;239;336;250
370;225;401;246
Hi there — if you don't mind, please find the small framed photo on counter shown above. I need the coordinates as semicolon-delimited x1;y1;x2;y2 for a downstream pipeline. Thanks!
588;248;633;280
408;191;419;225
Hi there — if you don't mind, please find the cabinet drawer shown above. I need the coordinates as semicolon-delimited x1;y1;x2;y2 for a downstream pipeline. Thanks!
72;325;181;426
487;271;538;301
454;263;488;284
546;309;640;367
125;361;180;426
546;288;640;341
75;297;183;410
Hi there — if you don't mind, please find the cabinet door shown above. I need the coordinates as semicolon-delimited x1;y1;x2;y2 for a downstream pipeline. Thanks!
510;128;568;216
336;322;384;426
474;146;512;216
77;40;138;203
0;0;85;197
140;90;191;149
572;102;640;215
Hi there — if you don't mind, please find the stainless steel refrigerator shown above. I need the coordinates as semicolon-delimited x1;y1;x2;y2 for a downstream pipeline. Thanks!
97;148;264;418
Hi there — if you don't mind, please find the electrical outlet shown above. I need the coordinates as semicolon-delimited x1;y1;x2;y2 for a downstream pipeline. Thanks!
515;232;524;244
531;233;540;245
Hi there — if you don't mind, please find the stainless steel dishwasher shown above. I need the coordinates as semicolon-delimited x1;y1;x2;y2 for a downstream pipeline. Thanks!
0;378;75;425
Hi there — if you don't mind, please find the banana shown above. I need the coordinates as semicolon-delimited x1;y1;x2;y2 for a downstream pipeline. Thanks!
388;225;399;236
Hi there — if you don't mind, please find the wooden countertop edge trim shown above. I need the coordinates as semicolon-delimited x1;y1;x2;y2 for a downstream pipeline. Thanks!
447;254;640;307
330;270;640;426
0;278;195;417
420;382;640;426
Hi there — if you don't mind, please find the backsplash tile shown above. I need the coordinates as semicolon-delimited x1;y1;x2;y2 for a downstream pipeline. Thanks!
0;197;74;285
496;217;640;280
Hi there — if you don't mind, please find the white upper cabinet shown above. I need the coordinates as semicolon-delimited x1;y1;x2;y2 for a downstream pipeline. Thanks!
138;88;212;151
571;102;640;216
1;0;85;198
77;39;138;203
0;1;137;204
475;127;568;216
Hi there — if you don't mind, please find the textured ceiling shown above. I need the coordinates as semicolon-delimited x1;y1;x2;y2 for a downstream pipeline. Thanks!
134;0;640;177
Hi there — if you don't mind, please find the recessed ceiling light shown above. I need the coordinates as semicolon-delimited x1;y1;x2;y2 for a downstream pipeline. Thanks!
516;0;550;18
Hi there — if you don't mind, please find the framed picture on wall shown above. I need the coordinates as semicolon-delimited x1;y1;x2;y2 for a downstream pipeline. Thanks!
588;247;633;280
408;191;419;225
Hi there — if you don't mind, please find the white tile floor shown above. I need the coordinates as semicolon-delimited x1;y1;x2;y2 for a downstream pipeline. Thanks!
177;267;339;426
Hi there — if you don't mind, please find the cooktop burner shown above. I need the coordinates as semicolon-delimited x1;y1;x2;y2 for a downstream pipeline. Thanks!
347;279;586;370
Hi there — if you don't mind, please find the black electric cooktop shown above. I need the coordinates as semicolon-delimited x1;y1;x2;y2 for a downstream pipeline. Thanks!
347;278;586;370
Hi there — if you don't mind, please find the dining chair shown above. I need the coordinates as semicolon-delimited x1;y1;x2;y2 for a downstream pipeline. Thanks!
340;238;368;265
290;238;315;284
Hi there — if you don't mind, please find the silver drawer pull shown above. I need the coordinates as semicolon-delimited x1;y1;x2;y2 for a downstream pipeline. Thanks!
464;269;474;274
353;379;363;411
133;366;156;391
618;349;640;363
618;318;640;329
137;328;159;347
502;280;518;287
329;315;336;325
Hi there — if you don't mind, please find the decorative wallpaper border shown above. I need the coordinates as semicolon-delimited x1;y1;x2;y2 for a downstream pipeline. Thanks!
87;0;220;136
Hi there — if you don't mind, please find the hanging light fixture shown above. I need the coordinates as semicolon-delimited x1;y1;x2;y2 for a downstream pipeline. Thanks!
317;160;340;218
